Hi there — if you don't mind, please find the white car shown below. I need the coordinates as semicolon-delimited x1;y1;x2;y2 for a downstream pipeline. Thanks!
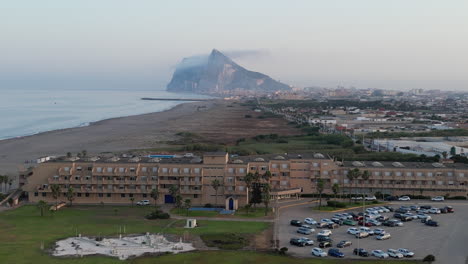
431;196;444;202
318;229;332;236
300;237;314;246
359;227;374;235
365;196;377;201
304;218;317;225
312;247;327;257
372;250;389;258
136;200;150;205
341;213;353;219
398;196;411;201
347;227;359;235
379;207;390;213
373;228;385;235
320;218;333;224
416;214;430;219
376;233;391;240
428;208;441;214
355;231;369;238
398;248;415;257
387;249;404;258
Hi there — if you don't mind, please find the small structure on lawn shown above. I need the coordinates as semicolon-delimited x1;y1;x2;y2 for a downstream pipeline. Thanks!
184;219;197;228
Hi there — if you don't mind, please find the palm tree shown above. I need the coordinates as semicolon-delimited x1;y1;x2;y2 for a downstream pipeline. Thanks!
263;170;272;181
66;187;75;206
243;172;255;214
8;178;13;192
0;175;4;193
130;197;135;207
211;179;222;207
184;198;192;216
262;184;271;216
316;179;325;209
169;185;179;207
347;168;361;203
50;184;61;210
361;170;370;196
331;183;340;209
150;188;159;207
175;195;183;209
81;150;87;158
3;176;9;193
37;200;48;217
66;152;72;158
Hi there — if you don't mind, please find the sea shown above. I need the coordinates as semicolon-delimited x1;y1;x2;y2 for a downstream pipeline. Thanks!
0;87;209;141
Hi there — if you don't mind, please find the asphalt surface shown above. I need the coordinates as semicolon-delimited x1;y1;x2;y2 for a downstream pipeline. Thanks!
278;200;468;264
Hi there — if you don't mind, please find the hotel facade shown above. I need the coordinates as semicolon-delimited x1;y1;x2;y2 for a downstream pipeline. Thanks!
23;152;467;209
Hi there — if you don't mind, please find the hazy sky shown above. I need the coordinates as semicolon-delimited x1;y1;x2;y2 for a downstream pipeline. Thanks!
1;0;468;91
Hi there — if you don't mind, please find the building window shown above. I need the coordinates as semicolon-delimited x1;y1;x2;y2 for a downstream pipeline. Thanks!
459;173;465;177
395;172;402;176
183;168;189;173
119;168;125;173
152;167;158;173
141;167;147;172
322;171;329;175
250;166;256;171
194;168;200;174
313;163;319;167
239;168;245;173
96;167;102;172
238;186;245;191
107;167;113;173
261;166;267;171
42;192;46;197
98;193;103;197
74;176;80;180
76;166;82;171
427;172;433;177
447;172;453;177
272;164;278;168
194;194;198;198
34;192;38;197
281;164;288;169
129;193;133;198
107;193;111;197
416;172;423;177
121;194;126;198
142;193;147;198
77;193;82;197
130;168;136;172
280;180;288;186
87;167;92;171
228;168;234;173
85;193;90;197
227;177;234;183
162;168;168;173
64;167;70;171
406;172;413;177
374;172;381;176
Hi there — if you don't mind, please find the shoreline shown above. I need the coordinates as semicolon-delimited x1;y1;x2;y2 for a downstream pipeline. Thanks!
0;101;199;143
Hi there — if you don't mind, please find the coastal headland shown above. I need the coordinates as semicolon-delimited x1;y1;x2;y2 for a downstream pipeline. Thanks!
0;100;300;175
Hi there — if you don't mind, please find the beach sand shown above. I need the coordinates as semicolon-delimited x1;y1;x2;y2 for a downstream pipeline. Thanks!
0;100;299;176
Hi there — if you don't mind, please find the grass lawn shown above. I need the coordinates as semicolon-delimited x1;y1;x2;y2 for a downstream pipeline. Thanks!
170;208;219;217
0;205;268;264
170;207;272;218
234;207;271;218
132;251;420;264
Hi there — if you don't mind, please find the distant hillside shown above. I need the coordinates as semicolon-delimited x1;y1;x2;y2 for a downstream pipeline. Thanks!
167;49;291;94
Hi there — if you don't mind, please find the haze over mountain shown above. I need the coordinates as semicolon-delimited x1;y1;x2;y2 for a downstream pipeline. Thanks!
167;49;291;94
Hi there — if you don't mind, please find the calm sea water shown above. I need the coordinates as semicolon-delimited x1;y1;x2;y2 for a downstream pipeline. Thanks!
0;88;209;140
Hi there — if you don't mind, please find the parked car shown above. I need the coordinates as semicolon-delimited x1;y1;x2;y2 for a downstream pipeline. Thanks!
410;205;420;211
328;248;345;258
395;208;409;214
136;200;150;205
347;227;360;235
373;228;386;235
331;217;343;225
398;196;411;201
358;220;372;227
402;213;417;220
444;206;454;213
316;222;328;228
383;205;394;212
378;207;390;213
301;224;315;231
431;196;445;202
341;213;353;219
290;238;306;247
304;218;317;225
359;227;374;235
420;205;432;209
318;230;332;236
327;223;340;229
368;219;382;226
316;235;332;242
355;231;369;239
384;196;398;201
353;248;369;257
299;237;314;246
387;249;404;258
376;216;388;222
383;220;403;227
320;218;333;224
312;247;327;257
425;220;439;227
428;208;441;214
376;233;391;240
319;241;332;248
297;227;313;235
337;240;352;248
290;220;302;227
365;196;377;201
440;207;448;214
372;250;389;258
398;248;415;257
343;219;357;226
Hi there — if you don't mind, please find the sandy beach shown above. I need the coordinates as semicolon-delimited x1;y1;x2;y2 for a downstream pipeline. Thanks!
0;100;299;176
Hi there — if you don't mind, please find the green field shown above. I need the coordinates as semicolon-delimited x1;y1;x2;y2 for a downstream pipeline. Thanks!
170;207;272;218
0;205;268;264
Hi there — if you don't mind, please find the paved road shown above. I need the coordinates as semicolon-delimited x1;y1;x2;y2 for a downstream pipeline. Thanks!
278;200;468;264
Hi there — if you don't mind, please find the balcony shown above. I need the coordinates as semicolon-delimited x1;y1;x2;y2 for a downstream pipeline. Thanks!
180;181;202;186
180;189;202;194
159;179;179;185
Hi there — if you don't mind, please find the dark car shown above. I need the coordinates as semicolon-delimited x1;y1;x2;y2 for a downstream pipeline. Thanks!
395;208;409;214
420;205;432;209
327;223;340;229
383;220;397;227
290;220;302;227
393;213;403;219
385;196;398;201
319;241;332;248
410;205;420;211
383;205;394;212
328;248;344;258
331;218;343;225
425;220;439;227
317;235;332;242
337;240;352;248
290;238;306;247
358;220;372;227
445;206;454;213
440;207;448;214
376;216;389;222
353;248;369;257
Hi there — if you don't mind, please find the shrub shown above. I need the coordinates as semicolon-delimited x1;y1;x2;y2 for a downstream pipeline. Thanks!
244;115;252;118
200;233;248;250
447;196;467;200
423;254;435;263
146;209;170;220
204;203;213;208
371;200;379;204
279;247;288;255
327;200;347;208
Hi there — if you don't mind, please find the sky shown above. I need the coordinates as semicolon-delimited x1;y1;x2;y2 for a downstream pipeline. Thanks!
1;0;468;91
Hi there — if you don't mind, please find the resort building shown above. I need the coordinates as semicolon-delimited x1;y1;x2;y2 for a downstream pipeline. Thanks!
23;152;467;209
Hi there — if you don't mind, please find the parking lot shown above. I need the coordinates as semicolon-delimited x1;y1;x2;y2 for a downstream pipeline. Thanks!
278;200;468;263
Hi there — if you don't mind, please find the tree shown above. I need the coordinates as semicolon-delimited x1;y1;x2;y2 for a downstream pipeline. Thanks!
36;200;48;217
262;184;271;216
3;176;9;192
346;168;360;203
184;199;192;216
169;185;179;207
0;175;4;193
81;150;87;158
175;195;183;209
130;197;135;207
450;146;456;156
66;152;72;158
243;173;255;214
316;179;325;209
66;187;75;206
150;187;159;207
263;170;272;181
50;184;61;210
423;254;435;263
250;184;263;209
211;179;222;207
8;178;13;192
331;183;340;209
442;151;448;159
